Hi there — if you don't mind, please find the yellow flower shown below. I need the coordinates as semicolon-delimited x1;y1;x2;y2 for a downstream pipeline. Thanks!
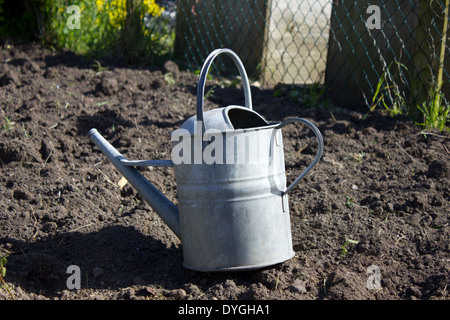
144;0;164;17
96;0;164;28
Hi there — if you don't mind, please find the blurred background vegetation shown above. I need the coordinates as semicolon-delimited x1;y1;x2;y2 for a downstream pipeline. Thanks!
0;0;175;64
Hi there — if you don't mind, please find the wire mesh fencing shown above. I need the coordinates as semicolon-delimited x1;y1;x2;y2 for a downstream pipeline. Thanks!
326;0;449;115
170;0;449;114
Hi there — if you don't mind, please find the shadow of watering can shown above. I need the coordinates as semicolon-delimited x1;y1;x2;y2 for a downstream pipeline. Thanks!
89;48;324;272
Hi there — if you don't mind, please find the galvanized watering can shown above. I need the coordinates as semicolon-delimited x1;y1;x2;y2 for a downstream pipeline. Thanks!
89;49;324;272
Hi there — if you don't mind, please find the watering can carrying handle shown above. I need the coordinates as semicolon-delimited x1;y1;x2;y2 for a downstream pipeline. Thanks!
197;48;252;132
277;118;324;194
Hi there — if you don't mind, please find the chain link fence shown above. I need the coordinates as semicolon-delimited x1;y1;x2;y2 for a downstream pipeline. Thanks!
170;0;449;113
326;0;449;113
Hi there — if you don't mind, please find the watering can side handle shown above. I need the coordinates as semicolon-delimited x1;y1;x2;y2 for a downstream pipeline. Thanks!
276;118;324;194
196;49;252;129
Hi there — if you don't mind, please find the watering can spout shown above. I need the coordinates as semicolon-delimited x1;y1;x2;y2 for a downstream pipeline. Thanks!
88;128;181;239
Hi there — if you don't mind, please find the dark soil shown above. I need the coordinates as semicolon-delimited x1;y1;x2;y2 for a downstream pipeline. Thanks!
0;42;449;300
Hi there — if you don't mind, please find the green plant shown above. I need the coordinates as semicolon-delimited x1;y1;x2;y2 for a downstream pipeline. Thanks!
193;68;214;81
1;117;15;131
340;239;359;256
0;255;14;299
302;82;328;109
39;0;109;56
345;196;355;208
22;123;31;139
164;72;175;86
0;255;7;278
91;60;109;74
416;90;449;131
416;0;449;131
273;88;284;98
204;86;216;100
274;273;280;291
370;60;449;131
370;61;408;117
39;0;173;63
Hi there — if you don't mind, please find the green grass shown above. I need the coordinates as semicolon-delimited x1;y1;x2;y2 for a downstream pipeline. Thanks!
0;117;15;131
417;90;449;132
370;61;449;132
369;61;408;117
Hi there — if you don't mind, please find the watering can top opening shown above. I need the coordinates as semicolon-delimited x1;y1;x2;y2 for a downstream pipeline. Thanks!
172;105;278;137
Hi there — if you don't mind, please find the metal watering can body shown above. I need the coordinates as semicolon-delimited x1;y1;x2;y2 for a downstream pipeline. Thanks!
89;49;324;272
